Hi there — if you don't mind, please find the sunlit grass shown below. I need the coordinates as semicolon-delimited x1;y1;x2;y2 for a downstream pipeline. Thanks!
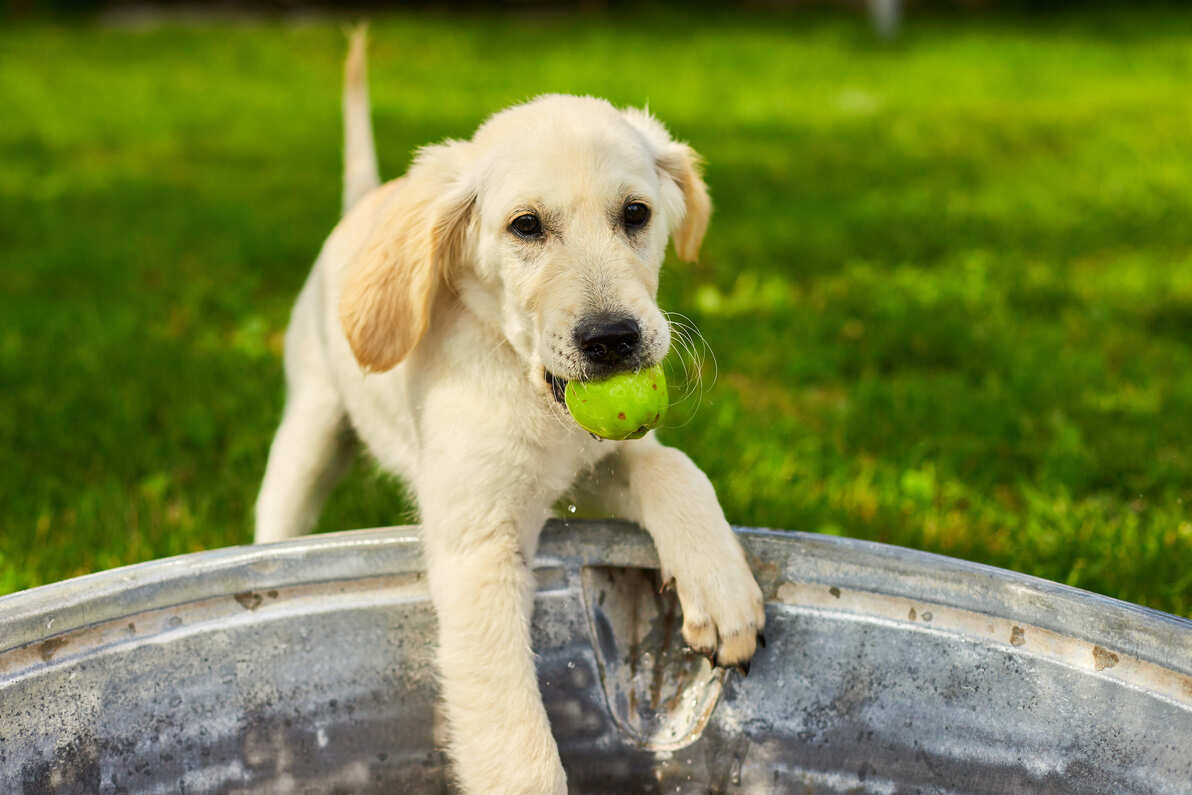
2;7;1190;615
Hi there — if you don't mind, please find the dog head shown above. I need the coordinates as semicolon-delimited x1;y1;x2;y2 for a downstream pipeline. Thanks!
339;95;710;399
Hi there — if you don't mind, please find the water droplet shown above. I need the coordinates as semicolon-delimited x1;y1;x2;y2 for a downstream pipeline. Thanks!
567;660;576;669
567;504;577;514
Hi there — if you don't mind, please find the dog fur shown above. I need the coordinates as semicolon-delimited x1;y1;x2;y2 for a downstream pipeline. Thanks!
254;29;764;794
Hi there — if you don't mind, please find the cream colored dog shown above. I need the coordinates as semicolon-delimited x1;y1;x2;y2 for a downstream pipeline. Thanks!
254;31;764;794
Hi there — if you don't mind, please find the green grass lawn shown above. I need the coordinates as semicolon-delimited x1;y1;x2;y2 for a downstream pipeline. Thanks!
2;7;1191;616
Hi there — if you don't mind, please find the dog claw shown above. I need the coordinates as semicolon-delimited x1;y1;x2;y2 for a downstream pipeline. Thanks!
737;661;750;677
657;573;675;594
757;632;766;649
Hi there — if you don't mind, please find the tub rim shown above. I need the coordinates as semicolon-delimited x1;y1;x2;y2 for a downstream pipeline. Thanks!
2;520;1189;679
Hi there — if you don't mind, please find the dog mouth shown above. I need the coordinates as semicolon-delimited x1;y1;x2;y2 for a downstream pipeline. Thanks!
544;369;567;405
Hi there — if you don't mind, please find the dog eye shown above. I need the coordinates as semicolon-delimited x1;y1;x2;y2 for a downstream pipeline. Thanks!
510;213;543;239
623;202;650;229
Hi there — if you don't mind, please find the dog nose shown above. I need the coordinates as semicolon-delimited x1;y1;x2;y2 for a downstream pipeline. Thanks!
575;315;641;367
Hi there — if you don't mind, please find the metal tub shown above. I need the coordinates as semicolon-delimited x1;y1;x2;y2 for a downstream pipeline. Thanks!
2;521;1190;793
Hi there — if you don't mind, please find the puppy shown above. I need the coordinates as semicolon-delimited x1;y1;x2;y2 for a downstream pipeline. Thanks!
254;30;765;794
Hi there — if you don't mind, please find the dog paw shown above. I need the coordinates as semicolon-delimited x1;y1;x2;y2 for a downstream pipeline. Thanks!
662;544;766;669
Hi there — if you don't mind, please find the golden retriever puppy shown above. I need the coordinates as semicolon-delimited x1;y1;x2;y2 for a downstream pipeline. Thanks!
254;30;764;794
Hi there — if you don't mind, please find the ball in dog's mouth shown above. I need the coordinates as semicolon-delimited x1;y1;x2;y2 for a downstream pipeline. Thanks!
552;365;668;440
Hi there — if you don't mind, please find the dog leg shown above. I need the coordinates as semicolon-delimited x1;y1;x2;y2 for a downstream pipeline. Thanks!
416;462;567;794
254;387;353;543
595;437;765;667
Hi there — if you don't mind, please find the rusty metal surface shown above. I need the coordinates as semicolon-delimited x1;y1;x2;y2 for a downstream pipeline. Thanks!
1;521;1190;794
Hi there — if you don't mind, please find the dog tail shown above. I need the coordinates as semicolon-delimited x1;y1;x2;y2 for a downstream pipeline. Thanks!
342;24;381;214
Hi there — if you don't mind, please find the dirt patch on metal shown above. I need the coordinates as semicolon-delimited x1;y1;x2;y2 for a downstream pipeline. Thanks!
1092;646;1119;671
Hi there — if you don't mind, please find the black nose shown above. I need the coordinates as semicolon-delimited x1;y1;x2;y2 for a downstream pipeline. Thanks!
575;314;642;367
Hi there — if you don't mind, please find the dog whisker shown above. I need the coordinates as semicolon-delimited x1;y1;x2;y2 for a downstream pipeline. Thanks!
661;311;718;430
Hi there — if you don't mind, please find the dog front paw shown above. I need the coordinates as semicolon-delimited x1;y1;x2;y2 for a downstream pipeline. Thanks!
662;542;766;669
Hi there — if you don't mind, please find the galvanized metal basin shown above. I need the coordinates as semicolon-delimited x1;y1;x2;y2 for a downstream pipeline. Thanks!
2;521;1190;794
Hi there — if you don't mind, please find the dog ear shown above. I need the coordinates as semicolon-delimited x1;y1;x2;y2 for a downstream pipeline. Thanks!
620;108;712;264
656;143;711;263
339;141;474;373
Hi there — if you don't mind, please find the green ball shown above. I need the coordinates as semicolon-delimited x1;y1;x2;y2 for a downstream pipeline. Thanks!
564;365;668;440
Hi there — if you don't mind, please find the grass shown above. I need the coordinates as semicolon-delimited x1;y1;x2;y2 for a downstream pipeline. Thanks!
2;6;1191;616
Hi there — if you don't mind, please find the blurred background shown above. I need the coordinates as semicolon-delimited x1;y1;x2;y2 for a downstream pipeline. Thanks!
1;1;1189;616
